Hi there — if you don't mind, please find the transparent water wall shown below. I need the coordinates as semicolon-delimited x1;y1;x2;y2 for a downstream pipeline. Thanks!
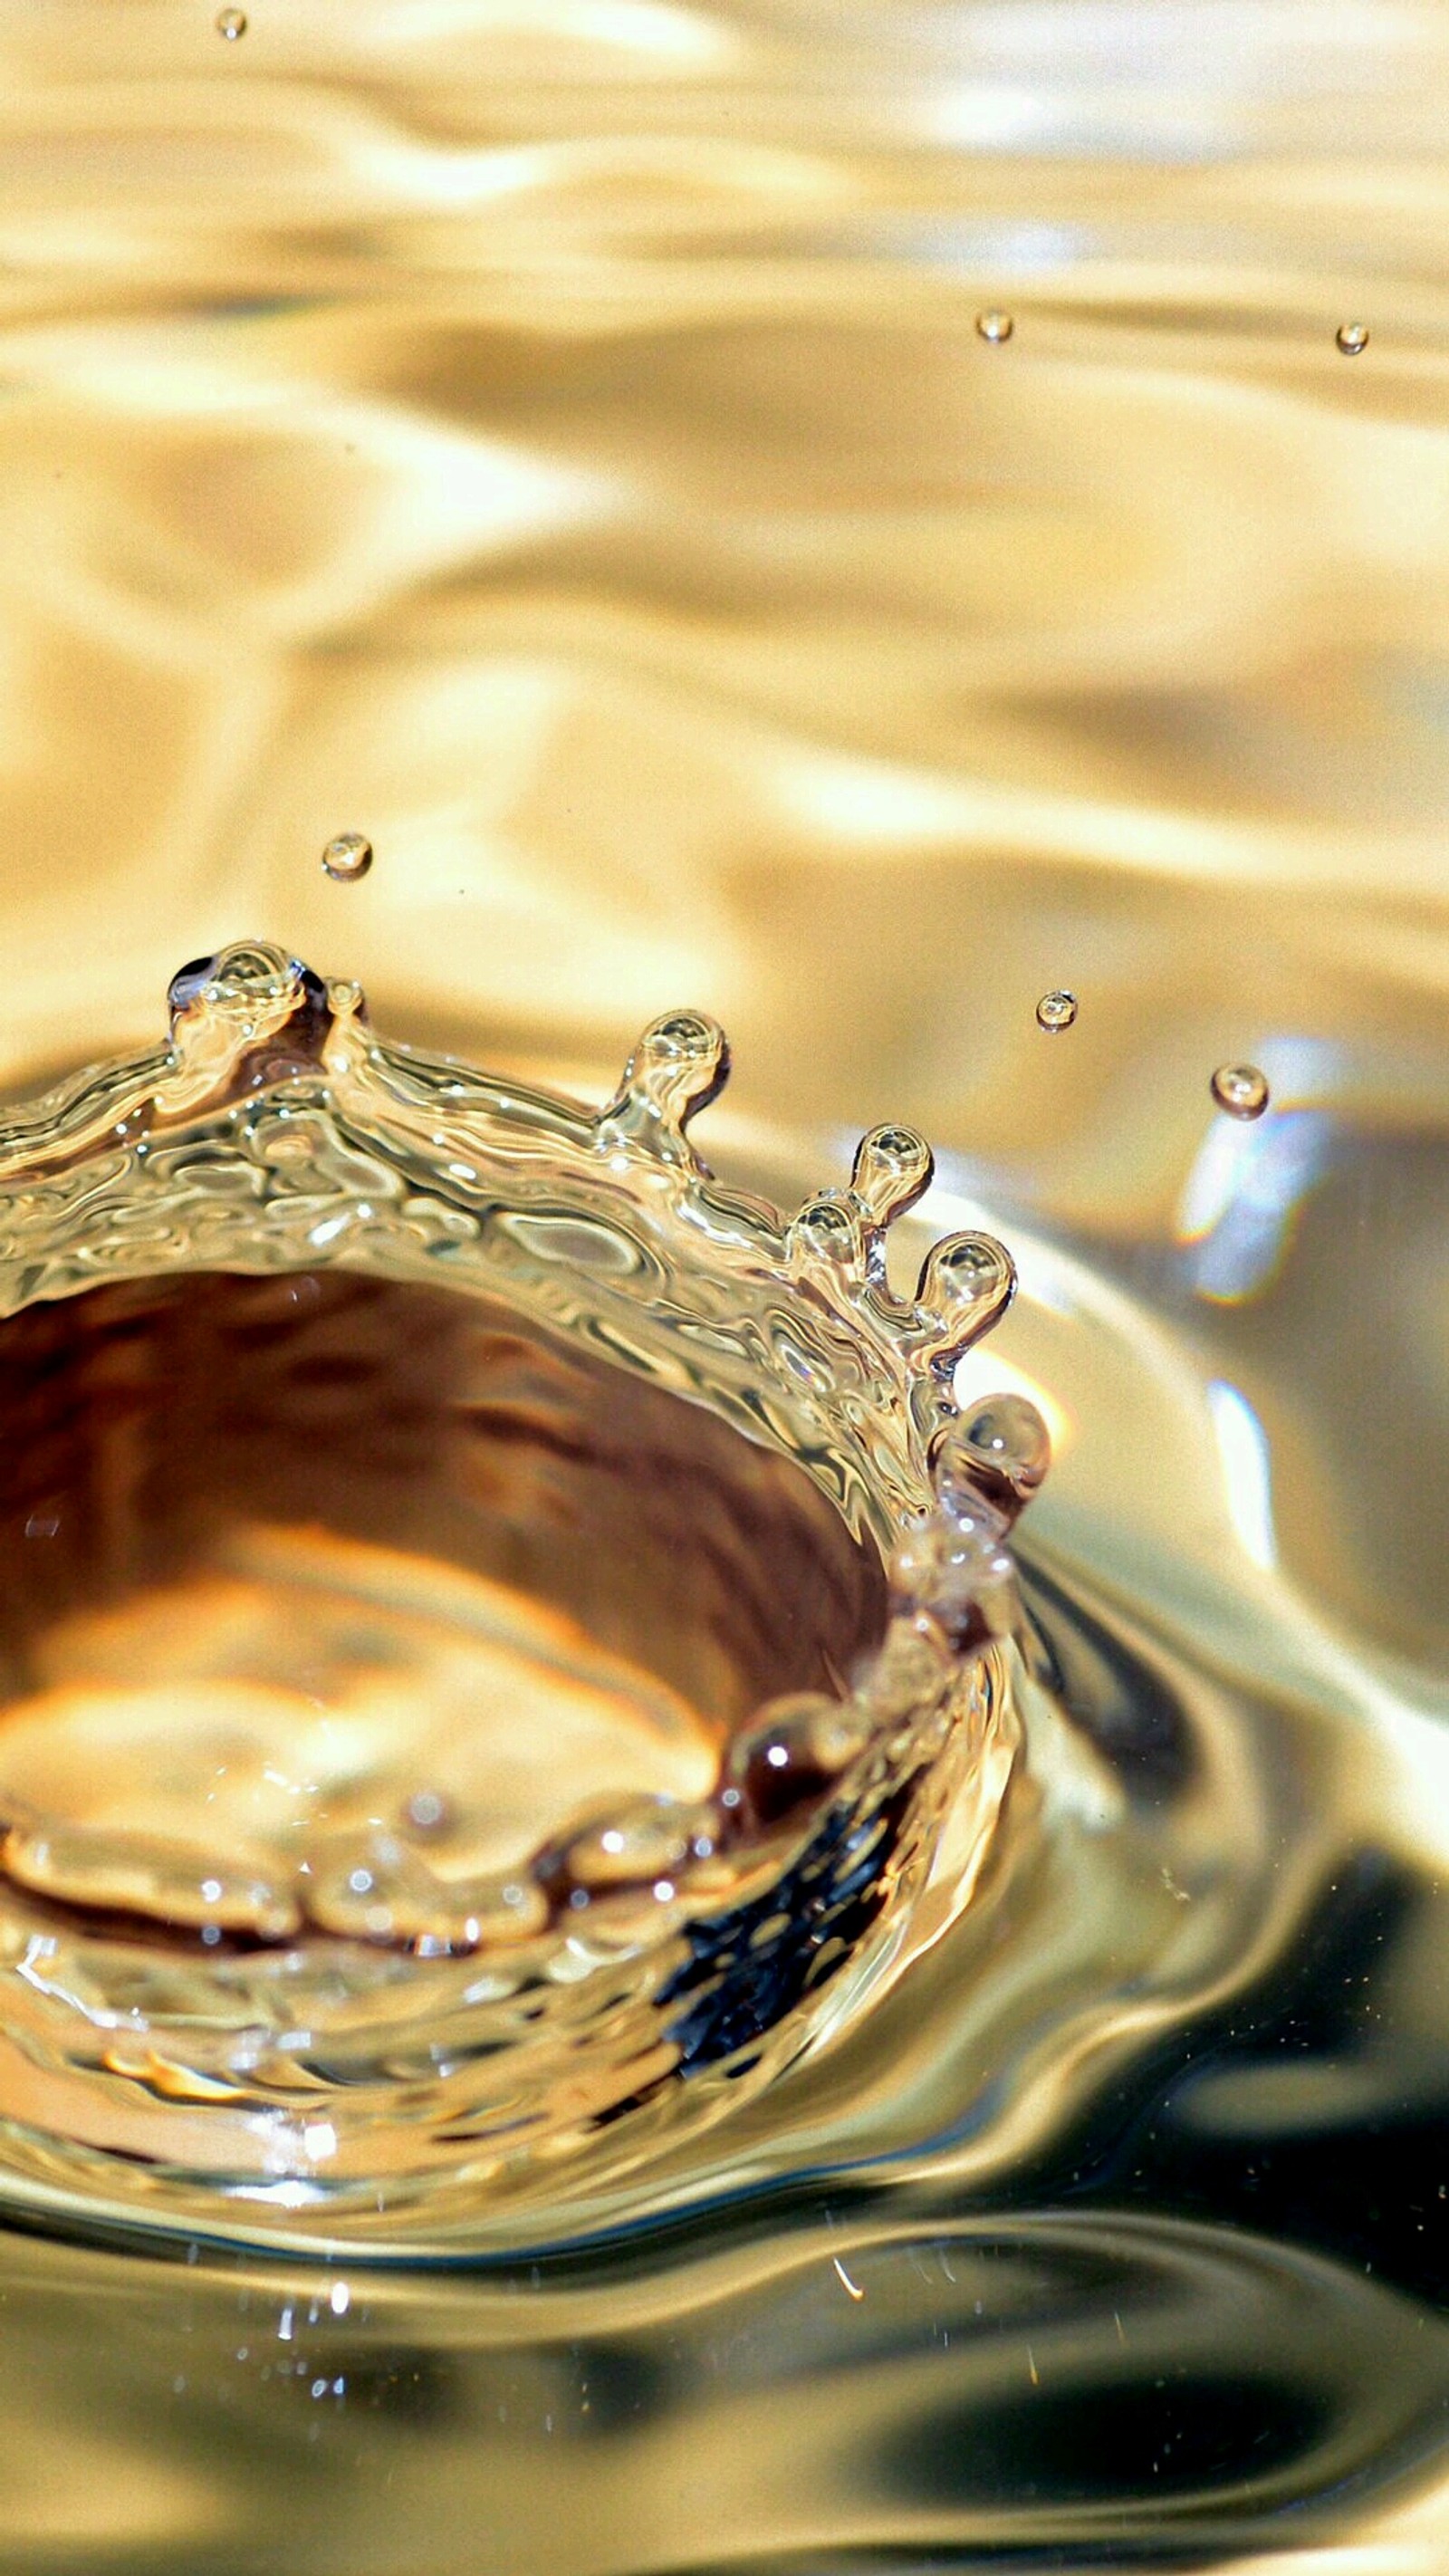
1;2;1448;2569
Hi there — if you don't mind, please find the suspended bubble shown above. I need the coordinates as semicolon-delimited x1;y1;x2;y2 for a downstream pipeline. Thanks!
321;831;373;883
1211;1062;1271;1120
215;6;246;35
1335;322;1369;356
975;309;1014;344
1035;989;1078;1033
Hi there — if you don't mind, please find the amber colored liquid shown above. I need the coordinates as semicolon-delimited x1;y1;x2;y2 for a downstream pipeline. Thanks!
0;0;1446;2568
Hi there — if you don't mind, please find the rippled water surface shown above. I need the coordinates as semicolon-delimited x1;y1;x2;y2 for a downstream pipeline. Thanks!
1;0;1448;2567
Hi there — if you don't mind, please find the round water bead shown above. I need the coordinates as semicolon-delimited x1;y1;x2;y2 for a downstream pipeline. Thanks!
1211;1062;1270;1120
725;1693;870;1830
215;6;246;34
1035;988;1078;1033
850;1123;934;1227
1335;322;1369;356
321;831;373;883
917;1229;1013;1326
939;1392;1051;1511
791;1192;865;1266
975;309;1014;344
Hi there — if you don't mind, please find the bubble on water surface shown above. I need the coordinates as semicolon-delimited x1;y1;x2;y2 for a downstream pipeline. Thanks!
1336;321;1369;354
215;6;246;35
975;308;1014;343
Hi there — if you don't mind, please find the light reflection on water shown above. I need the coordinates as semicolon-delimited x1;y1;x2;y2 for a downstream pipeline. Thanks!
0;0;1447;2565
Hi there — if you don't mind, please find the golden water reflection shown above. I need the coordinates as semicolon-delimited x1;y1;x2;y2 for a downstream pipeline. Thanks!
0;1;1447;2566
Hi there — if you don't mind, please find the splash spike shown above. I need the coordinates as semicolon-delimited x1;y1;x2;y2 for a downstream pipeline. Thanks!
933;1390;1049;1522
604;1009;729;1154
849;1123;935;1231
915;1230;1015;1370
788;1188;866;1269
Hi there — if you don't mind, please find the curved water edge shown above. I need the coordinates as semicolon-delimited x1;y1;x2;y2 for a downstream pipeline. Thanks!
0;966;1442;2558
0;944;1041;2244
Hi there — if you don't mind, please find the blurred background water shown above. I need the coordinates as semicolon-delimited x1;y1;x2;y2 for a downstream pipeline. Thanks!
0;0;1447;2567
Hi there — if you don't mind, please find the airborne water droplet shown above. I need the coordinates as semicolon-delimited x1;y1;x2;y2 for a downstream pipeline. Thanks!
321;831;373;883
975;309;1014;345
215;5;247;35
1335;322;1369;355
1211;1062;1271;1120
1035;989;1078;1033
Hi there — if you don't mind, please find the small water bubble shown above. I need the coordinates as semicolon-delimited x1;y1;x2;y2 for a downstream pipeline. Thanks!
1035;989;1077;1033
975;309;1014;344
917;1230;1014;1332
1335;322;1369;356
215;5;246;34
321;831;372;883
1211;1062;1270;1120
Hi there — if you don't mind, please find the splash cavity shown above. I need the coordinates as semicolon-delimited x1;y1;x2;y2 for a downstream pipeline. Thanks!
0;943;1044;2245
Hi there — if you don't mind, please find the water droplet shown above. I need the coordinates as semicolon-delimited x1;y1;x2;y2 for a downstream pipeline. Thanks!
1035;989;1078;1033
1211;1062;1270;1120
166;944;330;1056
850;1124;934;1227
215;5;246;34
724;1694;869;1830
975;309;1014;344
791;1191;864;1267
1335;322;1369;356
916;1232;1015;1349
617;1010;729;1131
321;831;372;884
937;1393;1051;1513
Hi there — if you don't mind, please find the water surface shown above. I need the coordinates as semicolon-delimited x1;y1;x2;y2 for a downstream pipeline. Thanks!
0;0;1446;2566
